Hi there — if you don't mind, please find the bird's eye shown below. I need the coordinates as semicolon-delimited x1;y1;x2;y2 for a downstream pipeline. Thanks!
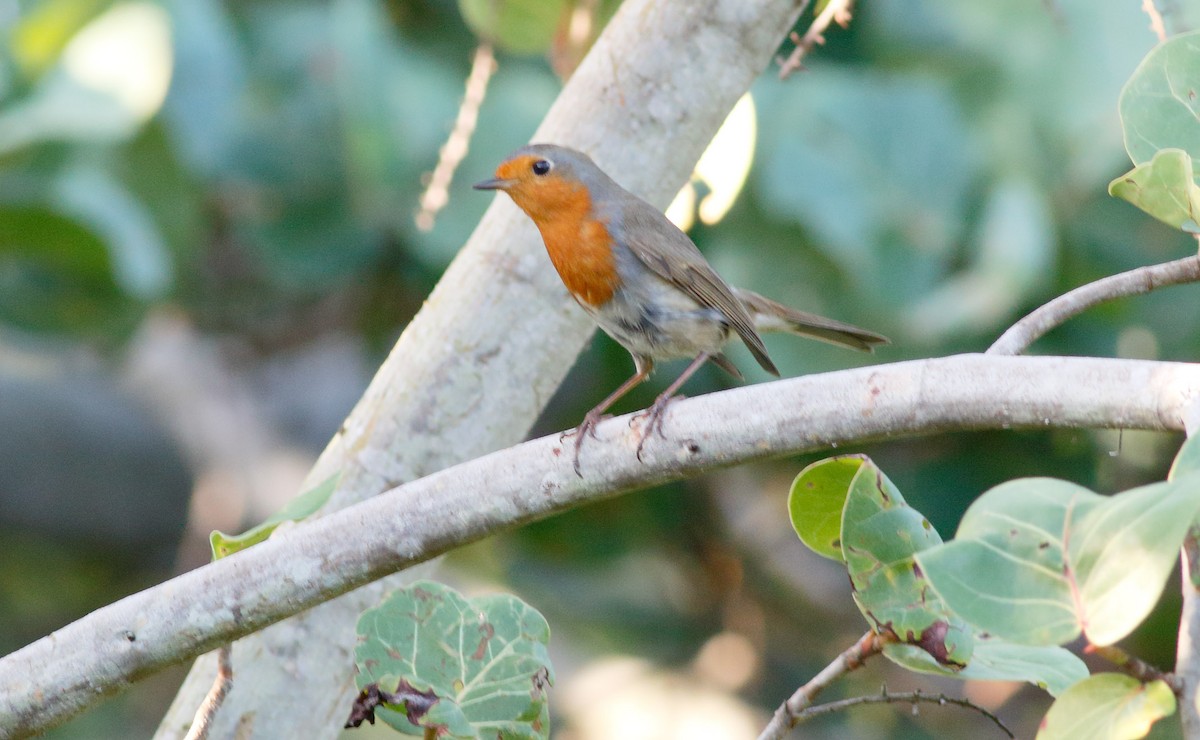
531;159;552;176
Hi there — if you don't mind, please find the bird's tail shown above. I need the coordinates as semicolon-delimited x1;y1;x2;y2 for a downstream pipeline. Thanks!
735;288;889;353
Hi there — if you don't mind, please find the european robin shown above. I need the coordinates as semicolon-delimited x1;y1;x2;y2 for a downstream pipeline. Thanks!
475;144;887;474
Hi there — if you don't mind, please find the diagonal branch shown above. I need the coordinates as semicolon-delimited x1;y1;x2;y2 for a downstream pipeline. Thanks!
986;255;1200;356
758;631;886;739
1143;0;1169;42
3;353;1200;737
182;645;232;740
156;1;817;736
778;0;853;79
414;42;496;232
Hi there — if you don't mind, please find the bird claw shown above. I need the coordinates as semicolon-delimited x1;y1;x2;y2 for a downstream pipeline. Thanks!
563;411;610;477
634;395;680;461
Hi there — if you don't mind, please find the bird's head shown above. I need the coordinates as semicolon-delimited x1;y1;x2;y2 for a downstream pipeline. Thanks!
474;144;603;220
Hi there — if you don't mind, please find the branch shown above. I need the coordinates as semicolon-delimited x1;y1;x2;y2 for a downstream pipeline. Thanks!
1143;0;1169;42
778;0;853;79
4;354;1200;737
986;255;1200;356
156;0;814;736
1087;644;1177;690
1178;527;1200;735
758;631;884;739
182;645;231;740
414;43;496;232
792;688;1013;738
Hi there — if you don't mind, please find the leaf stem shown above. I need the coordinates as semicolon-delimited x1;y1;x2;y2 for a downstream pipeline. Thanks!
1087;643;1176;689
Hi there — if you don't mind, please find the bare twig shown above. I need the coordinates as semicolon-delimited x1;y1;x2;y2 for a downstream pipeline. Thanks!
7;355;1200;737
986;255;1200;356
182;645;232;740
414;43;496;232
1143;0;1169;42
758;631;886;739
777;0;853;79
1087;644;1178;690
793;687;1014;738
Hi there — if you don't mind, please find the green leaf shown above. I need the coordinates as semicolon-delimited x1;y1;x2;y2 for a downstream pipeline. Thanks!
458;0;568;55
1108;149;1200;232
842;460;973;667
883;638;1087;697
1118;30;1200;167
1037;674;1176;740
917;476;1200;646
0;203;137;336
209;473;339;559
788;455;866;561
1170;434;1200;481
352;581;554;739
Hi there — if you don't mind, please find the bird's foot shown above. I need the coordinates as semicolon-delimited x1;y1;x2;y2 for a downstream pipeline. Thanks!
634;394;683;461
562;410;610;477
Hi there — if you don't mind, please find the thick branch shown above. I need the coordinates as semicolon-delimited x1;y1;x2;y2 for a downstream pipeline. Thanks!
156;0;812;735
4;354;1200;737
987;255;1200;356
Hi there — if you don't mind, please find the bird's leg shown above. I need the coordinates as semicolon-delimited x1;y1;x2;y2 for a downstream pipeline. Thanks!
635;352;711;461
564;357;653;476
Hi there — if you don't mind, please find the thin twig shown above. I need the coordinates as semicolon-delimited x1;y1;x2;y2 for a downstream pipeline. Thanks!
415;43;496;232
1087;644;1179;691
794;687;1014;738
777;0;854;79
758;631;886;740
986;255;1200;356
183;645;233;740
1143;0;1169;42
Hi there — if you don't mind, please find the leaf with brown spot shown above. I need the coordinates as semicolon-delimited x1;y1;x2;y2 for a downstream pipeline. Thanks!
351;581;554;739
841;459;973;667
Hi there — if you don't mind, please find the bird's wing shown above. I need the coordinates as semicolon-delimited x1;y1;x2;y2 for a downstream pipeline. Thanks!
618;203;778;376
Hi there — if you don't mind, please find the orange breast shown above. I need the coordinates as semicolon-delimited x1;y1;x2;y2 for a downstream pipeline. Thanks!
534;192;620;307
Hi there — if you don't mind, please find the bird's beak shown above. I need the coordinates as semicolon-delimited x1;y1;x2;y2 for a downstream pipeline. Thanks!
473;177;515;191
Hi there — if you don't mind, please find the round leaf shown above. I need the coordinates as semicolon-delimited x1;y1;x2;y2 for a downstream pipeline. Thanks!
458;0;568;55
842;461;973;666
1037;674;1175;740
353;581;554;739
1119;29;1200;166
1108;148;1200;232
918;476;1200;646
788;455;866;561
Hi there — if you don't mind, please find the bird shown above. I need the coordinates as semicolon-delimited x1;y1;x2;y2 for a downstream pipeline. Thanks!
475;144;887;475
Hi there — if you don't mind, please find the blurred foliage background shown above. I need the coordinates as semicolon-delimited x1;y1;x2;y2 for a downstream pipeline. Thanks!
1;0;1198;737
